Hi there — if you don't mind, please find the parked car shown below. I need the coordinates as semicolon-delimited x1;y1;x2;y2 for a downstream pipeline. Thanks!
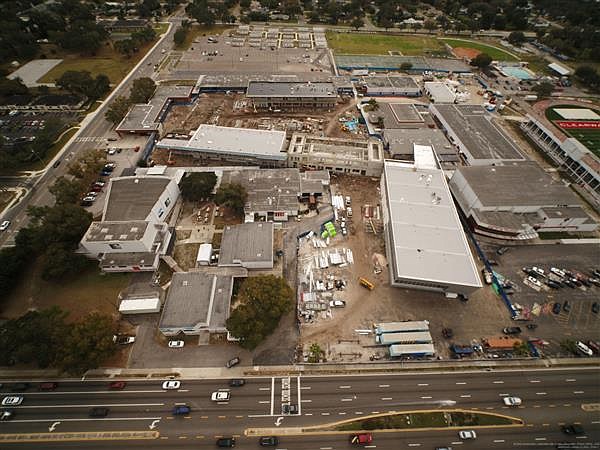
39;382;58;391
576;341;593;356
82;196;96;202
109;381;126;390
1;396;23;406
458;430;477;439
592;302;600;314
89;407;109;417
350;433;373;445
587;341;600;355
162;380;181;390
329;300;346;308
442;328;453;339
563;301;571;312
259;436;279;446
502;327;522;335
168;340;184;348
211;391;230;402
546;280;561;289
482;268;493;284
172;405;191;415
216;437;236;447
113;335;135;345
226;357;240;368
229;379;245;387
526;324;538;330
496;247;509;255
0;220;10;231
561;424;585;435
527;276;542;288
52;160;61;168
503;396;522;406
552;302;562;314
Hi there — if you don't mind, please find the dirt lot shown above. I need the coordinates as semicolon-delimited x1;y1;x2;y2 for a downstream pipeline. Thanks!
296;175;524;363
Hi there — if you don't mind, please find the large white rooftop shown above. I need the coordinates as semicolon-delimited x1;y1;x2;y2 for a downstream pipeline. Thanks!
383;160;481;289
157;125;287;161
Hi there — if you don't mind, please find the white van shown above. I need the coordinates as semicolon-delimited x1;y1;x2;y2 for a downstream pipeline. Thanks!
576;341;593;356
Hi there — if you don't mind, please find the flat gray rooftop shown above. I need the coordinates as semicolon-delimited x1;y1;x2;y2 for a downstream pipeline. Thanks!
159;271;233;331
363;76;419;89
86;221;148;242
288;133;383;162
221;168;304;213
104;177;171;221
158;125;287;161
219;222;273;266
383;160;481;288
454;163;582;207
384;128;454;157
431;104;525;162
99;252;159;268
247;81;336;97
370;103;430;130
335;55;471;73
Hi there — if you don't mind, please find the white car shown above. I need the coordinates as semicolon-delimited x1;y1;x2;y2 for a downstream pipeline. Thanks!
329;300;346;308
503;396;522;406
168;340;184;348
162;380;181;390
0;220;10;231
1;396;23;406
458;430;477;439
211;391;230;402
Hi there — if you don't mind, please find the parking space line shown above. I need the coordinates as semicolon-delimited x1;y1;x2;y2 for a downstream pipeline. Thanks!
270;377;274;416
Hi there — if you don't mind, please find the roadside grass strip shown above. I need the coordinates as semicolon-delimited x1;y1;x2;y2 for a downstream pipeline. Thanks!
0;431;159;442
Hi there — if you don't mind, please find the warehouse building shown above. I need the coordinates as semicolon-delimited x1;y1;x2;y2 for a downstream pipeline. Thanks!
383;128;457;163
361;76;421;97
449;163;598;239
380;158;482;296
116;85;192;136
246;81;337;111
79;176;180;272
156;124;287;168
287;133;384;176
219;222;274;269
520;114;600;209
431;104;526;165
423;81;456;103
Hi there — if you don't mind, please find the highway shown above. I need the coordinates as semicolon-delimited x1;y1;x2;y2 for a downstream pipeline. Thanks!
0;12;185;247
1;368;598;448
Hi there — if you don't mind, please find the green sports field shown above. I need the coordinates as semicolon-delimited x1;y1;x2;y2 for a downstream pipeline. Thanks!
326;32;443;55
545;105;600;157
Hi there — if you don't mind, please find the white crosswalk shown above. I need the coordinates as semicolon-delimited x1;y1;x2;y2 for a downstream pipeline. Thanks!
74;136;106;143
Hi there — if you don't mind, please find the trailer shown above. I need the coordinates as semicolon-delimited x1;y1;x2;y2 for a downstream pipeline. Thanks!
375;321;430;335
389;343;435;358
376;331;432;345
119;297;161;314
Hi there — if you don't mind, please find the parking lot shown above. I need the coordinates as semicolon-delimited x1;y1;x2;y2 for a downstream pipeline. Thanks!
0;111;79;146
480;242;600;355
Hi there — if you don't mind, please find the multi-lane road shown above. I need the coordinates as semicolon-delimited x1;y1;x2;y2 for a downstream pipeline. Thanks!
0;12;185;247
1;367;599;448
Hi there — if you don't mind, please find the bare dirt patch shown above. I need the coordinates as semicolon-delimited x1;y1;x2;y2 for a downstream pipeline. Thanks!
452;47;481;60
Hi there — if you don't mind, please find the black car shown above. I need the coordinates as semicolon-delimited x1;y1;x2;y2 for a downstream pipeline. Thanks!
229;379;245;387
216;437;236;447
561;424;584;435
526;323;538;330
282;404;299;415
546;280;561;289
225;357;240;368
259;436;279;446
592;302;600;314
89;407;109;417
552;302;562;314
52;160;61;168
563;301;571;312
502;327;522;335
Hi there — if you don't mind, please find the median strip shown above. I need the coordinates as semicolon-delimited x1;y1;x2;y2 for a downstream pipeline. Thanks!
0;431;159;442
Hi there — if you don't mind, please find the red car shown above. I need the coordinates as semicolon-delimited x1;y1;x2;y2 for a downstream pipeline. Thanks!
350;433;373;445
109;381;126;390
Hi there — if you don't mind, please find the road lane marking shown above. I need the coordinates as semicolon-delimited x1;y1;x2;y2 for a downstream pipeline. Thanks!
320;447;332;449
576;436;588;439
451;442;462;445
535;438;546;441
301;399;312;403
574;391;585;394
542;424;549;427
566;379;577;382
16;390;174;395
305;413;313;416
564;404;571;407
456;382;467;385
460;395;471;398
339;412;346;415
529;380;541;383
339;385;351;389
321;412;330;416
178;436;187;439
218;416;226;419
493;440;505;443
10;417;162;423
371;411;380;414
592;421;600;424
235;415;243;418
270;377;275;417
421;396;432;399
259;401;270;404
417;383;429;386
493;381;504;384
408;443;421;447
18;403;164;409
297;376;302;416
381;397;393;401
259;387;270;391
499;393;509;396
536;392;547;395
533;405;541;408
355;412;363;415
301;386;311;390
378;384;390;388
341;398;353;402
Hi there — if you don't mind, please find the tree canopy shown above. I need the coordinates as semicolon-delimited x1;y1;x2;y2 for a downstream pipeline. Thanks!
129;77;156;104
180;172;217;202
508;31;526;46
471;53;493;68
226;276;294;349
215;183;247;216
105;96;132;124
532;81;555;98
57;71;110;100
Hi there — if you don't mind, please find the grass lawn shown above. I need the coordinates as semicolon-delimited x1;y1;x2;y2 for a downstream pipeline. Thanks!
440;38;518;61
0;191;15;213
154;22;169;36
326;32;443;55
1;261;131;322
175;24;233;50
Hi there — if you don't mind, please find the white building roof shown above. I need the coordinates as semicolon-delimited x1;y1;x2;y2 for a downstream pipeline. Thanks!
424;81;456;103
157;125;287;161
383;160;481;289
413;144;438;170
548;62;572;76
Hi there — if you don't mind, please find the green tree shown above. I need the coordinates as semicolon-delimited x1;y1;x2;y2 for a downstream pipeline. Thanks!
49;177;84;205
400;62;413;71
226;275;294;349
308;343;324;363
105;96;132;124
351;16;364;31
574;66;600;91
174;27;187;46
129;77;156;104
533;81;555;98
215;183;247;216
508;31;526;46
471;52;493;68
367;98;379;111
58;312;117;374
0;77;29;96
180;172;217;202
114;38;137;57
40;243;89;280
423;18;437;33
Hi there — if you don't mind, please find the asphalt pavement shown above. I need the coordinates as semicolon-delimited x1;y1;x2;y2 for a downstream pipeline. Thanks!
0;368;598;448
